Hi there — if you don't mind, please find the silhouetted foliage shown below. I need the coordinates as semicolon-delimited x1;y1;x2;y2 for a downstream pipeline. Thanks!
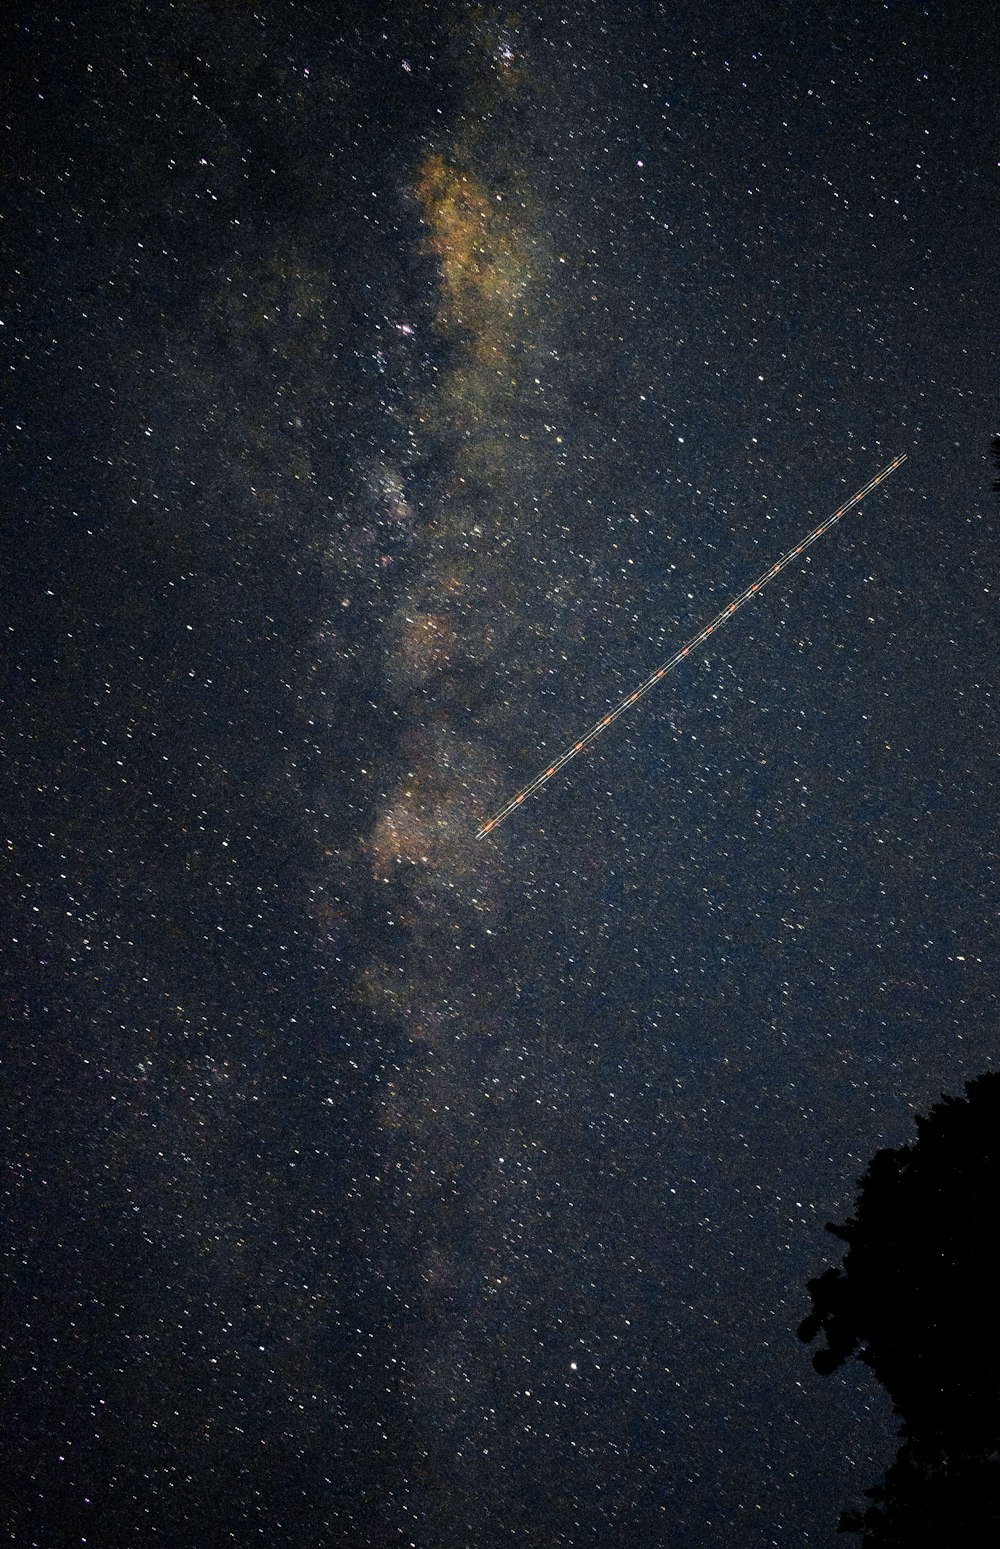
835;1443;1000;1547
799;1072;1000;1543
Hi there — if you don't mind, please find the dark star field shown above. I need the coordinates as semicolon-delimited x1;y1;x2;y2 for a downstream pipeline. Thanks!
3;2;998;1545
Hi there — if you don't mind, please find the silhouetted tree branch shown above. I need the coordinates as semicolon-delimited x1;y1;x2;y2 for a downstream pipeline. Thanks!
799;1072;1000;1544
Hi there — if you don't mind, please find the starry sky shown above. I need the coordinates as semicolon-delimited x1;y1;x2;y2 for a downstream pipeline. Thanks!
3;2;998;1545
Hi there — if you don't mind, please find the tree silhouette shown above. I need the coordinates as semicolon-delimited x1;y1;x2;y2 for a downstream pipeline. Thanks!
799;1072;1000;1544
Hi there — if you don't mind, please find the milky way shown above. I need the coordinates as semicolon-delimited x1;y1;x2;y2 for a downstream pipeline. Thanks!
4;3;998;1545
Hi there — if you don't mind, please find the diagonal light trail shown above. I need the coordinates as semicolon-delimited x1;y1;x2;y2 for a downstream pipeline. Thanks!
477;454;908;839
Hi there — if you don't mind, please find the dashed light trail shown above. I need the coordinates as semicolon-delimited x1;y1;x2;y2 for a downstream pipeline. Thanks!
476;454;908;839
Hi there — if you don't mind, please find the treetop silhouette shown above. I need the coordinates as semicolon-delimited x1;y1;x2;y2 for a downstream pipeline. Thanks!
800;1071;1000;1542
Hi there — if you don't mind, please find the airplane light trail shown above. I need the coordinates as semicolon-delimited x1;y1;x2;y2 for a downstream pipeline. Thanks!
476;454;908;839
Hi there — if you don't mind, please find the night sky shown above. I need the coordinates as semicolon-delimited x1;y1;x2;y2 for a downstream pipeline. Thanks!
3;3;998;1545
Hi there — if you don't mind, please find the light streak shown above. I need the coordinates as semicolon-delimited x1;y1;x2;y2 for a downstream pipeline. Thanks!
476;454;908;839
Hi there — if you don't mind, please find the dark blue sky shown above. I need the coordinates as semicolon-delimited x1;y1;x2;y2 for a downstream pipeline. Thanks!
4;3;997;1544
